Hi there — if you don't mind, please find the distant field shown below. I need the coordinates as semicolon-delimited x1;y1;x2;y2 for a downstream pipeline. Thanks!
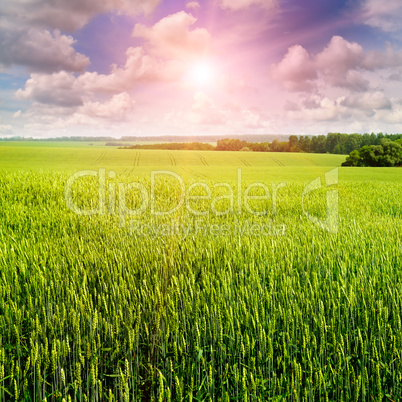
0;142;401;400
0;141;107;148
0;142;401;183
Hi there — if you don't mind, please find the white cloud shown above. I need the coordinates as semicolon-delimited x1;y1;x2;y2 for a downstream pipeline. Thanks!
301;95;323;110
20;91;136;133
359;0;402;33
15;51;179;107
282;91;399;130
0;28;89;73
16;71;85;107
272;35;402;93
341;92;392;111
362;43;402;70
80;47;184;93
314;36;368;90
284;96;349;122
337;70;369;92
0;124;14;134
12;11;216;134
220;0;277;12
284;100;300;111
315;36;364;73
0;0;161;73
271;45;317;92
240;109;265;128
219;74;247;93
190;91;226;125
133;11;210;61
0;0;161;32
165;91;268;131
375;103;402;124
16;11;213;105
389;72;402;81
186;2;201;10
79;93;135;121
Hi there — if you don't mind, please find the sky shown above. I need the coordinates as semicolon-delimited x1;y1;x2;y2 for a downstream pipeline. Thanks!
1;0;402;138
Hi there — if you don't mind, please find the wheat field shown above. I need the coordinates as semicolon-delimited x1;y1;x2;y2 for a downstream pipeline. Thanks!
0;143;401;400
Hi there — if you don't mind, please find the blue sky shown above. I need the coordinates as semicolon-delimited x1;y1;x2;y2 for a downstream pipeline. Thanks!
1;0;402;137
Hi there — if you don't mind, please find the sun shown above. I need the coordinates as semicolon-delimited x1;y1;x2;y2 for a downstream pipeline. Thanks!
188;61;215;87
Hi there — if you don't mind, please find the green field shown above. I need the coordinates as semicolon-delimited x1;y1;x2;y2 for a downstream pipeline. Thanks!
0;143;401;401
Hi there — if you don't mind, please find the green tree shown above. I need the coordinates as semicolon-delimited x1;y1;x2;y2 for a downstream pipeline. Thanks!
326;133;340;153
345;134;362;154
311;135;327;153
341;150;361;166
216;138;247;151
342;139;402;167
299;136;312;152
288;135;299;151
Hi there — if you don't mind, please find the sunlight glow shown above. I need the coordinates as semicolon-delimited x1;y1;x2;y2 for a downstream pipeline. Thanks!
188;61;215;87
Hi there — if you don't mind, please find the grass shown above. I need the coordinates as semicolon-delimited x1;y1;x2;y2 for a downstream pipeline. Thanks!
0;143;401;400
0;145;344;178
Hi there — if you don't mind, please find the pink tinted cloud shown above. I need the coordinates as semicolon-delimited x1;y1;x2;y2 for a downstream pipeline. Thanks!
133;11;210;61
165;91;269;131
0;0;161;32
0;0;162;74
80;47;184;93
16;71;84;107
0;29;89;73
80;93;135;121
285;96;348;122
341;92;392;111
360;0;402;32
315;36;364;74
271;35;401;93
219;0;277;11
271;45;317;92
16;47;184;107
14;10;218;134
191;91;226;125
22;94;136;134
314;36;368;91
186;2;201;11
16;11;213;107
362;43;402;70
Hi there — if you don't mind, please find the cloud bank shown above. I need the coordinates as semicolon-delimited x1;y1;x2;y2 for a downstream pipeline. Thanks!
272;35;402;93
0;0;161;73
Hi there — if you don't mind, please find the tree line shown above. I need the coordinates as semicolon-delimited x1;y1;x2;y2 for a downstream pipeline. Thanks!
122;142;215;151
342;138;402;167
215;133;402;154
122;133;402;157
